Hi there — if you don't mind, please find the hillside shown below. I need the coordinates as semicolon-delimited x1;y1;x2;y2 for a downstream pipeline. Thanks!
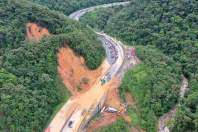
81;0;198;131
0;0;105;131
30;0;127;15
1;0;198;132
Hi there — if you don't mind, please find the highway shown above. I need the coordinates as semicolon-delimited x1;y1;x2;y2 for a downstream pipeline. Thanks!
69;1;130;21
46;1;130;132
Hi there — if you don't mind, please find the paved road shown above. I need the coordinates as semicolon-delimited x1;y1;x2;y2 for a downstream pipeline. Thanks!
46;2;130;132
97;32;124;82
69;1;130;21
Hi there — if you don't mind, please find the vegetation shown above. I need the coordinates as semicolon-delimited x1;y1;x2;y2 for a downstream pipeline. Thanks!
120;46;181;131
97;119;130;132
81;0;198;131
0;0;105;68
171;77;198;132
30;0;127;15
1;0;198;131
0;0;105;131
80;7;122;31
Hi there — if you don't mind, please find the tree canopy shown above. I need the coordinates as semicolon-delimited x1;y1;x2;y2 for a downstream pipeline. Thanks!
30;0;127;15
0;0;106;131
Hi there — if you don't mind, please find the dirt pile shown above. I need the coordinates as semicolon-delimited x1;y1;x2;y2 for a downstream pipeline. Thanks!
57;47;104;95
105;78;125;111
86;78;127;131
26;23;49;41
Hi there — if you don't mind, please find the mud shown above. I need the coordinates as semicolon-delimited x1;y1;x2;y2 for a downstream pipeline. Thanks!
87;112;119;132
86;78;126;131
105;78;125;111
26;23;49;41
57;47;103;95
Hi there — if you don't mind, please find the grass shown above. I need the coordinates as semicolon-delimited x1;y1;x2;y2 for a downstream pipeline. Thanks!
97;119;130;132
127;107;140;126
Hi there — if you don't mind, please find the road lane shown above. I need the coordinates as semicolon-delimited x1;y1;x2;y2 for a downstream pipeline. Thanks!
69;1;130;21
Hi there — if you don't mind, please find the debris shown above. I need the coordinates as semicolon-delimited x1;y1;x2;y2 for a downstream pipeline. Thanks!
26;23;49;42
100;107;106;113
57;47;105;95
104;107;118;113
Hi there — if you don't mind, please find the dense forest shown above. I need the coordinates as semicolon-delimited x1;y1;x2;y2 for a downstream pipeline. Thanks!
0;0;107;131
30;0;127;15
1;0;198;131
81;0;198;131
80;7;123;31
120;46;181;131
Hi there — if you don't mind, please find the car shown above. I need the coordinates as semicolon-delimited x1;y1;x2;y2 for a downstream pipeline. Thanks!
68;121;73;128
100;78;106;85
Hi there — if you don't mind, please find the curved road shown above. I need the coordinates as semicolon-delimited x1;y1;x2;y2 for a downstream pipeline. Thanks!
69;1;130;21
46;2;130;132
69;2;129;79
69;2;130;83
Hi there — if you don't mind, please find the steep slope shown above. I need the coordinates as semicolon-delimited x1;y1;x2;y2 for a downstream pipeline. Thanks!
0;0;105;131
80;0;198;131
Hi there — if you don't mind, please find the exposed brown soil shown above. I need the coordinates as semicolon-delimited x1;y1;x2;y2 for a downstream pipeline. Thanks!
86;78;127;131
122;114;132;124
105;78;125;111
87;113;133;132
87;112;119;132
125;92;135;107
131;127;145;132
26;23;49;41
57;47;104;95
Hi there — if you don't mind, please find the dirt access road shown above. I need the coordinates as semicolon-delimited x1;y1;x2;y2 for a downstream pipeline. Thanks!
46;2;131;132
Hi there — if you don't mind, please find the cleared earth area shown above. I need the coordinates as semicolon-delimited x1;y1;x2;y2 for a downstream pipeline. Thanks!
58;47;104;95
26;23;49;41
